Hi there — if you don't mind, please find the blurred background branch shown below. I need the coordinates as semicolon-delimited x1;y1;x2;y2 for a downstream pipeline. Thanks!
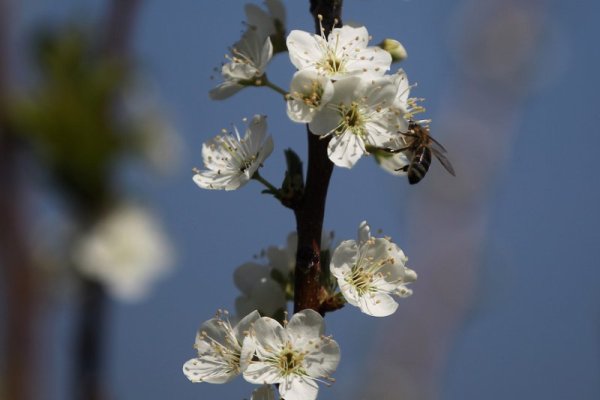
0;0;40;399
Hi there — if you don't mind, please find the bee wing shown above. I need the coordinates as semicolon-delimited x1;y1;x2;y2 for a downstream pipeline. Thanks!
432;148;456;176
429;136;448;153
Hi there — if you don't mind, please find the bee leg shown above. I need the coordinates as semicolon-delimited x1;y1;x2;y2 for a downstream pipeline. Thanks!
384;146;411;154
395;165;409;172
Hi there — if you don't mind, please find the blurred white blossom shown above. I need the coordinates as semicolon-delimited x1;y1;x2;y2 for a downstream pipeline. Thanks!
234;262;286;318
233;230;333;319
73;204;174;302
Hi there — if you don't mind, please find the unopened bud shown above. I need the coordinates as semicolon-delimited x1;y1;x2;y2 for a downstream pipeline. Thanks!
379;38;407;63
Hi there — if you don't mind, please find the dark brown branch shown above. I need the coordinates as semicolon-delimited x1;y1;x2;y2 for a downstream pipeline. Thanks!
293;0;343;313
102;0;141;59
309;0;343;35
0;2;39;400
74;279;108;400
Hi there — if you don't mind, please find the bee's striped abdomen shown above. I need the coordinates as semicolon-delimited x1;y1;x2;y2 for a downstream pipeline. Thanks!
407;147;431;184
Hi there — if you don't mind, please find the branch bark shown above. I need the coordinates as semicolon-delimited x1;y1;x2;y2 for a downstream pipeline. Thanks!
293;0;343;313
0;2;39;400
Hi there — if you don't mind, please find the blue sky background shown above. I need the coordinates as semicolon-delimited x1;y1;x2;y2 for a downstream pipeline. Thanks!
8;0;600;399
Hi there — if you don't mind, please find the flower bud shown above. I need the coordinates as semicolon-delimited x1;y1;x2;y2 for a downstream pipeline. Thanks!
379;38;408;63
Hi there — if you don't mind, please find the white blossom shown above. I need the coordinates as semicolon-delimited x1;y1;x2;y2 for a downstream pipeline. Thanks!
245;0;286;45
287;25;391;79
286;70;334;123
72;205;173;302
234;262;286;318
266;232;298;276
193;115;273;191
210;30;273;100
183;310;260;384
309;75;406;168
242;309;340;400
331;221;417;317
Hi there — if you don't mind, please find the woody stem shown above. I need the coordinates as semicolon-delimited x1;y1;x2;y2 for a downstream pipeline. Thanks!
293;0;343;314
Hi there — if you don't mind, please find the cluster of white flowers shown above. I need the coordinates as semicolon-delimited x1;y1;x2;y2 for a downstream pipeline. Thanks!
285;24;421;169
183;221;415;397
187;1;429;399
200;6;426;186
183;309;340;400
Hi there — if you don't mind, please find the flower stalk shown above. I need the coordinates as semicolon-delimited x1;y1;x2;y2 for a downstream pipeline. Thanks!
261;75;288;97
252;170;281;197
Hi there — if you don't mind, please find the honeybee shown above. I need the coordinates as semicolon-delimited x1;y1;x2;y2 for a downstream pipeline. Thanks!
390;121;455;184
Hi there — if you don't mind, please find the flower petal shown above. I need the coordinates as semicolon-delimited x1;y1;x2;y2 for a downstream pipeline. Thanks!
327;131;365;168
308;106;342;137
209;80;245;100
234;262;270;295
287;30;325;71
193;170;247;191
233;310;261;344
345;47;392;77
238;278;286;317
279;376;319;400
243;361;282;384
251;317;286;358
182;357;237;384
303;338;341;377
357;291;398;317
330;240;358;277
287;309;324;343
